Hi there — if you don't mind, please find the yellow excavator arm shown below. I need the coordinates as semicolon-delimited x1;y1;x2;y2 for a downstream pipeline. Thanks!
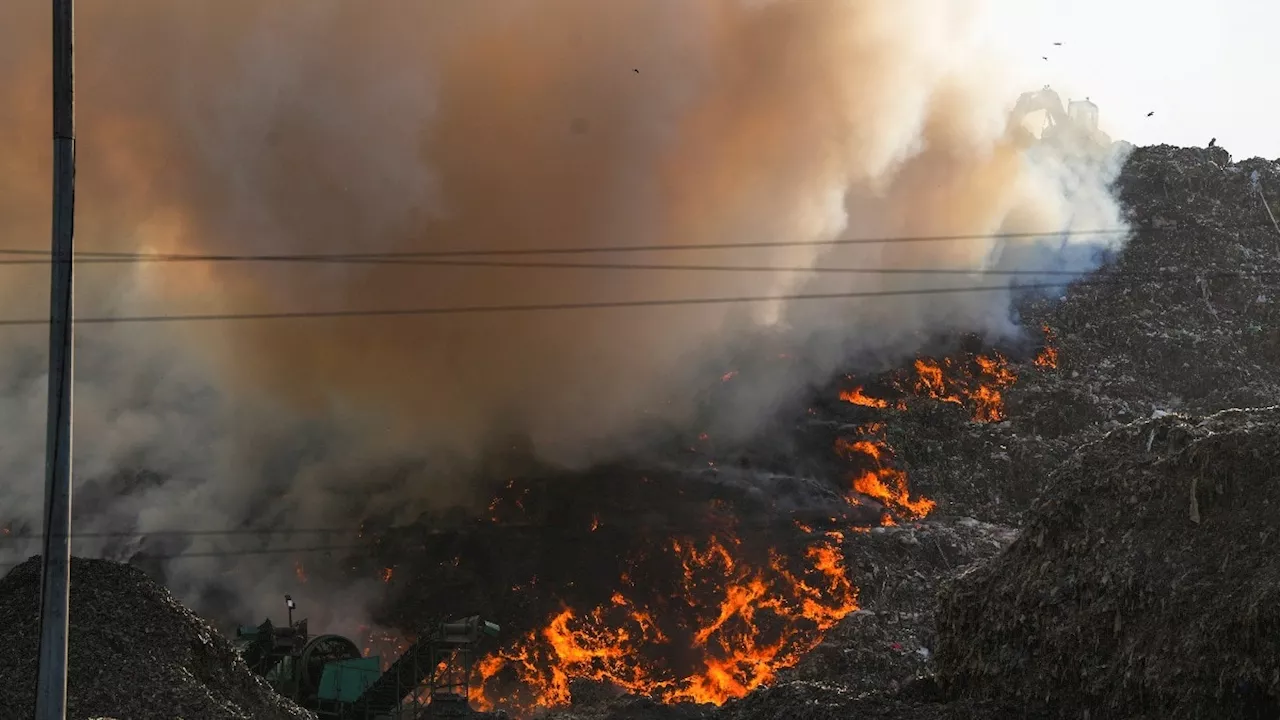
1009;86;1111;151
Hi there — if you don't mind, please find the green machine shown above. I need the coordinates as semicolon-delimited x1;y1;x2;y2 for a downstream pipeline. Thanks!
235;595;503;719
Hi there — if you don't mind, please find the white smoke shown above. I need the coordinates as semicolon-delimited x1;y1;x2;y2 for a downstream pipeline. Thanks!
0;0;1128;621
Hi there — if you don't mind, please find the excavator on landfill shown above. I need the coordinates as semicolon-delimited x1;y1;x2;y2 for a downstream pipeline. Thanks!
1009;86;1113;154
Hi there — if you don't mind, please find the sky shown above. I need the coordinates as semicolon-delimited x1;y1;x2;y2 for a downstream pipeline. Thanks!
992;0;1278;159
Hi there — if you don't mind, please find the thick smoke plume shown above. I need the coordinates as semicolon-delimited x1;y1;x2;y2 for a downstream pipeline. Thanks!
0;0;1126;618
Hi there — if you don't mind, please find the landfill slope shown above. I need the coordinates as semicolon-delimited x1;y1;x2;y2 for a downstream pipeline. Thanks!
6;144;1280;720
934;408;1280;719
1015;144;1280;436
870;144;1280;527
0;556;314;720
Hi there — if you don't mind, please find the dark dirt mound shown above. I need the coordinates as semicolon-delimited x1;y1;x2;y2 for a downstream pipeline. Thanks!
933;407;1280;719
875;144;1280;526
537;677;1020;720
1016;145;1280;434
0;556;313;720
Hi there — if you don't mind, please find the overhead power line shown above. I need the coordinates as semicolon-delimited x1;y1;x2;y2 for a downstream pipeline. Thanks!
0;220;1272;267
0;515;873;570
0;257;1139;275
0;268;1275;329
1;527;373;540
0;278;1169;328
0;225;1167;266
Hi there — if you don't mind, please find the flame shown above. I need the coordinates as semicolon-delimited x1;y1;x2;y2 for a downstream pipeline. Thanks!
473;532;858;715
1035;325;1059;369
294;561;307;584
382;567;395;583
461;343;1052;716
839;386;888;408
836;436;935;519
899;353;1018;423
721;371;739;382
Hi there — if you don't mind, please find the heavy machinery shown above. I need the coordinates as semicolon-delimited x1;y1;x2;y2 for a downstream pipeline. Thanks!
235;595;503;719
1010;86;1113;153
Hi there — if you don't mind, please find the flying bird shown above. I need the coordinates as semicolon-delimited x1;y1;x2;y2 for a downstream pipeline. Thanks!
1147;111;1155;117
1053;42;1063;46
1042;56;1048;60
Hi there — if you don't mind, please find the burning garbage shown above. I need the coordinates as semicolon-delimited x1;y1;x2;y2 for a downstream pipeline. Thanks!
471;531;857;714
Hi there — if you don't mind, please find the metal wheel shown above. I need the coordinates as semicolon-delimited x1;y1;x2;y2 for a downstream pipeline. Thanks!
299;634;362;698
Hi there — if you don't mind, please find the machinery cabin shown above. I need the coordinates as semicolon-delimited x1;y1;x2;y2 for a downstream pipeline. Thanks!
1010;86;1112;151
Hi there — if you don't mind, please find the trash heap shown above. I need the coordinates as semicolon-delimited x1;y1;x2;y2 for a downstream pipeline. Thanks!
1017;144;1280;431
0;556;313;720
934;408;1280;718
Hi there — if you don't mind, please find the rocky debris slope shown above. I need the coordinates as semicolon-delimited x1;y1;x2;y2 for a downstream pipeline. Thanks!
934;408;1280;719
873;145;1280;525
363;145;1280;720
0;556;313;720
1017;145;1280;434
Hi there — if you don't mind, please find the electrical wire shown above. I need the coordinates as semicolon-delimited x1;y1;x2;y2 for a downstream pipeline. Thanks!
0;515;869;570
0;225;1153;265
0;220;1269;267
0;272;1268;328
0;256;1146;275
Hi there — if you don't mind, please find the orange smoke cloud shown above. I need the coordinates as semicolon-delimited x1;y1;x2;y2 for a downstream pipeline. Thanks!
0;1;1125;519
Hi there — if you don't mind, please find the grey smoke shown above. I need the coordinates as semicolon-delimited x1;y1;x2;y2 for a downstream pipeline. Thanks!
0;0;1128;624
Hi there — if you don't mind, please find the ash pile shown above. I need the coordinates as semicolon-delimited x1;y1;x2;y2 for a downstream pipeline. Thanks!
934;407;1280;718
0;556;313;720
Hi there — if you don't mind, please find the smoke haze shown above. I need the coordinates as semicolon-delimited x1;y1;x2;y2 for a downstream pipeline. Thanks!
0;0;1127;617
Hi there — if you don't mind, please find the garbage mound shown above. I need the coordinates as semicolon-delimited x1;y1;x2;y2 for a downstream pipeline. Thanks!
0;556;313;720
1017;145;1280;435
934;407;1280;718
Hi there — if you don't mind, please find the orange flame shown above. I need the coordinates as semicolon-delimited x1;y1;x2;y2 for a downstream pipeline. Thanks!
382;567;395;583
1035;325;1059;369
473;533;858;715
836;436;935;519
839;386;888;408
294;561;308;584
900;353;1017;423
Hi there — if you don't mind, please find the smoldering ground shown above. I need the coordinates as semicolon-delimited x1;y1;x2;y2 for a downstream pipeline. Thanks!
0;0;1127;620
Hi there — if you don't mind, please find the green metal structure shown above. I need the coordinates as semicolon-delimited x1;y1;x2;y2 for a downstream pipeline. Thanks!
235;596;502;719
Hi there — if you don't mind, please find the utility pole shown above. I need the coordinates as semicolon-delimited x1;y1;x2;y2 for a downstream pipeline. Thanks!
35;0;76;718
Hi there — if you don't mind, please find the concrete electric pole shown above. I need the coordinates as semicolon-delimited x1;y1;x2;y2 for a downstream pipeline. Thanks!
35;0;77;718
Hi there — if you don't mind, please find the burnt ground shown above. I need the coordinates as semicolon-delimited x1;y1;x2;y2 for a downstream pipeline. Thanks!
343;144;1280;718
474;144;1280;718
4;144;1280;719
